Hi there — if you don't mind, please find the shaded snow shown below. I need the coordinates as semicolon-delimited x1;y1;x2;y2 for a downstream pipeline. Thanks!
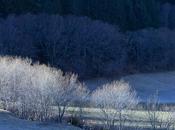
0;110;81;130
85;72;175;103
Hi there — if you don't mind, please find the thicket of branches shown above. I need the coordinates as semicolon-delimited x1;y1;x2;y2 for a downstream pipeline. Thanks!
0;57;174;130
0;56;89;122
91;81;138;130
0;14;175;79
0;57;139;129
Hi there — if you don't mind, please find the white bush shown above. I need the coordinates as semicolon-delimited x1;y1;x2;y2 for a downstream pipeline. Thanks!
0;56;89;122
91;80;138;130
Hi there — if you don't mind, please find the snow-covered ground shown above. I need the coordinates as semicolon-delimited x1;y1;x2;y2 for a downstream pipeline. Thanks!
0;110;81;130
85;72;175;103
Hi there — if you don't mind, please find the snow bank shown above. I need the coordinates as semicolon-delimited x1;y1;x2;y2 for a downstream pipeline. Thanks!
0;110;81;130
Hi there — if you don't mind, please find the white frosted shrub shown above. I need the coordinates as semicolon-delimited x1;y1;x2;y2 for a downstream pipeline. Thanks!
0;56;88;121
91;80;138;129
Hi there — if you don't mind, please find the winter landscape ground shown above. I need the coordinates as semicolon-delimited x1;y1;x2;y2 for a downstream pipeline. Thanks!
0;109;81;130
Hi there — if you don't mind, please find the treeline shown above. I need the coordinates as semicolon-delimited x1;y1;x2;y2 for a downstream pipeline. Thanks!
0;0;174;30
0;14;175;79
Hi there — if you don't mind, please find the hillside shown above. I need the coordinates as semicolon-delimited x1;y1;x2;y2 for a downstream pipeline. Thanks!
85;72;175;103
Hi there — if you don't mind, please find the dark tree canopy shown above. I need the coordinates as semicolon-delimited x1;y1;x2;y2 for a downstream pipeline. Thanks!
0;0;172;30
0;1;175;79
0;14;175;79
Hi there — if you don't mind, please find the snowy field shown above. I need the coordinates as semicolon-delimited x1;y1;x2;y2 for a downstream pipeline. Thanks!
0;110;81;130
85;72;175;103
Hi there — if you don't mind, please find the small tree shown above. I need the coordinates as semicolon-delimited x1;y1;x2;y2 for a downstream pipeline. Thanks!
146;92;175;130
49;73;89;123
91;80;138;130
146;91;160;130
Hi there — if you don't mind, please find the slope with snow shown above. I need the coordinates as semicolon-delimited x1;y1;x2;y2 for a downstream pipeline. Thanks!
0;110;81;130
85;72;175;103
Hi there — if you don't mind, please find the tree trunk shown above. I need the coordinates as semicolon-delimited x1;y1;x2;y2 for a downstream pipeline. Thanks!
119;111;122;130
58;106;66;123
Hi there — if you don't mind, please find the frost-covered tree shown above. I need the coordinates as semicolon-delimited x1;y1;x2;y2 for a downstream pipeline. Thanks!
146;92;175;130
91;80;138;130
48;73;89;122
0;56;88;122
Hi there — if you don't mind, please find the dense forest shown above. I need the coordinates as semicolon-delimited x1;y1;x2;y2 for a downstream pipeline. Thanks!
0;0;175;30
0;0;175;79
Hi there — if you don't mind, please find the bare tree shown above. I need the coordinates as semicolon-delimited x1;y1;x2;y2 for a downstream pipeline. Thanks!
146;91;160;130
91;80;138;130
49;73;89;123
146;92;175;130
